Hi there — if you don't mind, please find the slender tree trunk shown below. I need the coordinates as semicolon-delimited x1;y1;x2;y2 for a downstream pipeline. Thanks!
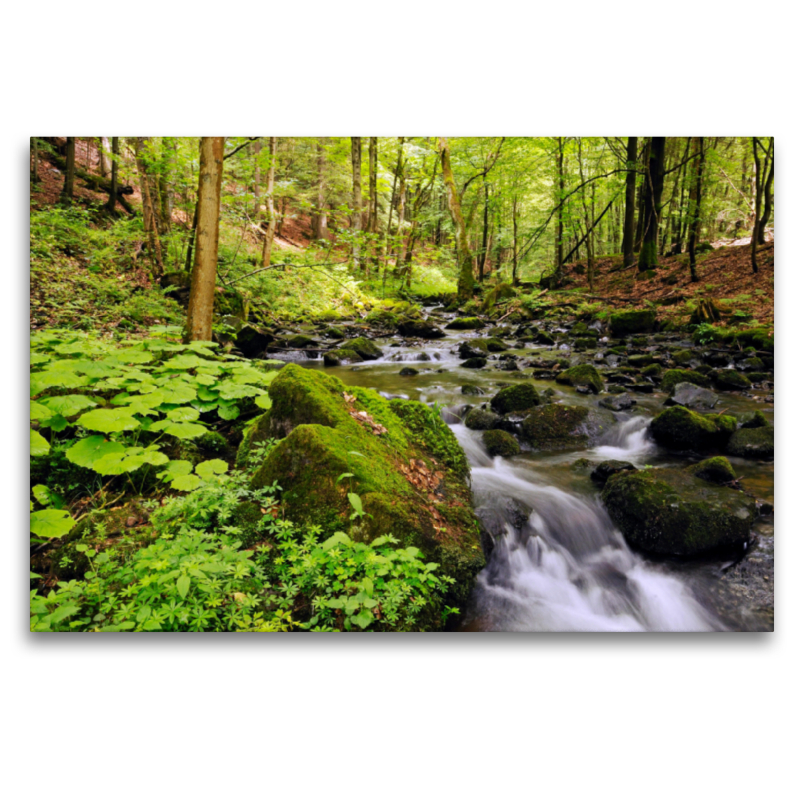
635;138;650;250
368;136;378;233
261;137;277;268
637;136;666;271
105;137;119;214
158;137;173;235
392;170;406;271
185;137;225;342
351;136;363;271
512;195;519;286
622;136;637;267
252;138;262;218
478;180;490;282
31;137;39;184
758;138;774;244
312;138;327;240
439;137;474;301
554;137;565;279
99;137;111;178
61;137;76;202
384;137;404;266
135;137;164;276
687;137;705;282
751;137;761;274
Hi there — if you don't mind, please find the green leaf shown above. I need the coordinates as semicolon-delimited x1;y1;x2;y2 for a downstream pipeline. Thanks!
30;509;76;539
30;400;51;421
158;383;197;404
197;386;219;402
335;473;355;485
255;394;272;410
195;459;228;480
176;574;191;598
65;436;126;469
158;460;193;481
41;413;69;432
171;474;203;492
166;406;200;422
322;531;351;551
347;493;363;515
32;484;53;506
30;429;50;457
217;403;240;420
352;609;374;629
216;380;264;400
76;407;141;433
149;420;207;440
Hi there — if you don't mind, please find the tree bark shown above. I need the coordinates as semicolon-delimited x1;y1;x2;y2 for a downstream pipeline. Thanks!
105;137;119;213
135;137;164;276
312;138;327;240
439;137;474;301
99;137;111;178
512;195;519;286
622;136;637;267
185;137;225;342
351;136;363;270
478;180;490;282
261;137;278;267
687;137;705;282
757;138;774;244
554;137;565;280
31;137;40;184
637;136;666;271
252;138;262;218
751;137;761;274
61;137;76;202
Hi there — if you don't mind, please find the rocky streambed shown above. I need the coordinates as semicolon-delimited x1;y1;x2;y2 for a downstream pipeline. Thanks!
232;303;774;632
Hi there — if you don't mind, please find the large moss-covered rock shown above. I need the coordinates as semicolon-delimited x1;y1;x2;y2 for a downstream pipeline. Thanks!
520;404;613;450
484;337;508;352
602;468;755;556
458;339;489;358
248;365;484;608
490;383;540;414
234;324;274;358
609;309;656;336
364;308;399;330
649;406;736;452
397;319;446;339
687;456;736;484
345;337;383;360
712;369;752;391
446;317;484;330
726;427;774;460
661;369;710;394
464;407;500;430
482;429;520;458
555;364;604;394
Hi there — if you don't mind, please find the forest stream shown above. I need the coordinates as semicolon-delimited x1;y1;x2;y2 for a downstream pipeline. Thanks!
288;308;775;632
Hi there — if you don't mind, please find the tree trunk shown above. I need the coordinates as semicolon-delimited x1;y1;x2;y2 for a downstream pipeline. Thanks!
158;137;173;235
621;136;637;267
757;138;774;244
351;136;363;270
637;136;666;271
105;137;119;213
512;195;519;286
751;137;761;274
392;170;406;271
252;138;262;218
311;138;327;240
135;137;164;276
61;137;76;202
634;138;650;250
554;137;565;279
368;136;378;233
687;137;705;283
31;137;39;184
261;137;277;268
185;137;225;342
384;137;404;266
439;137;474;301
99;137;111;178
478;180;490;282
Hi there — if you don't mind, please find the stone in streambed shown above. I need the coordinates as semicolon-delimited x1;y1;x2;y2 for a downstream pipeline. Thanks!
482;429;520;458
490;383;540;414
664;382;719;411
726;426;774;460
591;460;636;487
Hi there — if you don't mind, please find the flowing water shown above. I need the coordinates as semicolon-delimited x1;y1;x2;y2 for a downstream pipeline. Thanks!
293;310;774;632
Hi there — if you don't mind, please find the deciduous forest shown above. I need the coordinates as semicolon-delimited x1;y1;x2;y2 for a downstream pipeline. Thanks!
29;134;774;633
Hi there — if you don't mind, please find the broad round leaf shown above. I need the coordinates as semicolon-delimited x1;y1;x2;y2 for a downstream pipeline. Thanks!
30;509;76;539
30;429;50;457
65;436;126;469
76;408;141;433
42;394;98;417
195;459;229;480
171;474;203;492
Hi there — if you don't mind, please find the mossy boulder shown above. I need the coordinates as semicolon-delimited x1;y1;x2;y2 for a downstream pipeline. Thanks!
346;337;383;360
484;337;508;352
736;410;769;429
399;366;419;376
609;309;656;336
397;319;446;339
460;357;487;369
323;348;363;367
649;406;736;452
671;349;694;365
590;460;636;487
726;427;774;460
234;324;274;358
446;317;484;330
601;468;755;557
660;369;710;394
555;364;604;394
458;339;489;358
519;404;612;450
481;282;515;311
687;456;736;484
364;308;399;329
627;354;654;367
464;407;500;431
642;363;662;378
490;383;540;414
712;369;751;391
482;429;520;458
248;365;484;611
284;333;318;349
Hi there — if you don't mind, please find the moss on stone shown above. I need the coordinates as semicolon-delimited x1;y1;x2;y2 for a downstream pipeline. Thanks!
482;429;520;458
671;349;694;365
484;337;508;352
726;426;774;460
601;468;755;556
627;354;654;367
346;336;383;360
364;308;399;329
447;317;484;330
464;407;500;431
608;309;656;336
712;370;752;390
687;456;736;484
323;348;363;366
555;364;604;394
285;333;318;349
649;406;735;452
661;369;710;394
642;363;662;378
519;404;591;449
490;383;540;414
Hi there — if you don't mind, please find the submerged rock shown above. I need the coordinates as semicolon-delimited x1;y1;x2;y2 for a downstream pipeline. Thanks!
460;357;487;369
398;367;419;376
461;384;485;396
598;393;636;411
601;467;756;557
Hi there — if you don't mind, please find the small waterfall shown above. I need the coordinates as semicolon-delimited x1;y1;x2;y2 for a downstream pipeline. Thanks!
591;414;656;465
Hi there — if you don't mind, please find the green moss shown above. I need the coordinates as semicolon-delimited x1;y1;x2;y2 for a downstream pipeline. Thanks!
601;468;755;556
737;410;769;429
490;383;540;414
687;456;736;484
608;309;656;336
323;348;363;366
484;337;507;352
481;283;515;311
627;354;654;367
364;308;399;329
519;404;590;449
235;412;273;468
712;370;751;390
285;333;318;349
447;317;484;330
482;429;520;457
671;349;694;365
726;426;774;460
464;408;500;430
661;369;710;394
642;363;662;377
555;364;604;394
346;337;383;360
649;406;734;452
